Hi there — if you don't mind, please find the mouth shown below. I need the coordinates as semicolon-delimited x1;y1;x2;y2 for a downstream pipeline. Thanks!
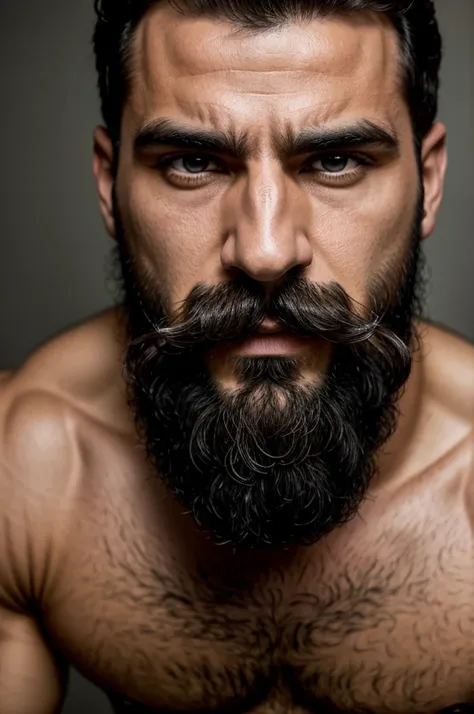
232;319;312;356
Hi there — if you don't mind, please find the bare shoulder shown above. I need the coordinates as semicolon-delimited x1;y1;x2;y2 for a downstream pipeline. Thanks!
419;321;474;491
0;387;71;711
0;308;130;608
0;372;85;606
420;320;474;424
3;308;131;432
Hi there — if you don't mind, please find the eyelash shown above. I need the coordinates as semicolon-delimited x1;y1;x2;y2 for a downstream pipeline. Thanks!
155;152;374;186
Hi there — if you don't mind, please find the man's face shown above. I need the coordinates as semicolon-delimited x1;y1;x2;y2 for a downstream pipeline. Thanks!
94;5;446;548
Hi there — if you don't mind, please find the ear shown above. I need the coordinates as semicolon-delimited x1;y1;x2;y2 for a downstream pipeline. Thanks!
420;122;448;241
92;126;117;240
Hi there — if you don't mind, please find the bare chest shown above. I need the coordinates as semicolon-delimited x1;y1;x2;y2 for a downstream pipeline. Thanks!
45;496;474;714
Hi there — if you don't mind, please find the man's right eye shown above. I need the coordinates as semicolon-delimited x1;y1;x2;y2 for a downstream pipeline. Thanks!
158;154;222;174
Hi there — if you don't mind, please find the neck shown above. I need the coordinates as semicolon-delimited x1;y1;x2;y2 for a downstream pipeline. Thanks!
370;318;428;495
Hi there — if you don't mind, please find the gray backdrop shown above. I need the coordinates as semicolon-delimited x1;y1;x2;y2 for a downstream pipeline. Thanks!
0;2;472;713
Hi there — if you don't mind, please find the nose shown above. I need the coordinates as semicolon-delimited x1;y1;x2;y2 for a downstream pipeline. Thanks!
220;163;313;284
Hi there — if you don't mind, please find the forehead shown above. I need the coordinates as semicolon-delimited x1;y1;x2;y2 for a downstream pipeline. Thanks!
126;5;406;138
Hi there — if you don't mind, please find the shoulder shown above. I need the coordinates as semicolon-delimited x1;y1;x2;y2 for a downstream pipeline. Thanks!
419;320;474;424
0;309;129;608
0;308;125;499
3;307;131;433
420;321;474;502
0;384;79;483
0;384;79;609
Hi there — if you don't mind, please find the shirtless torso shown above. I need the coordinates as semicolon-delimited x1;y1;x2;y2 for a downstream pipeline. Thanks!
0;309;473;714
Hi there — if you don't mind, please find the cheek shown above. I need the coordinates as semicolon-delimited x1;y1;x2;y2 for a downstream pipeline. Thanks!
307;174;418;303
121;178;222;307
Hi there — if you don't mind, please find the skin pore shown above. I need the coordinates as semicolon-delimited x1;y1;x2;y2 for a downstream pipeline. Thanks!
92;5;447;548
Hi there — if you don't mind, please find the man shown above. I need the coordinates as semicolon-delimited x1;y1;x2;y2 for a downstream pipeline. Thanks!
0;0;473;712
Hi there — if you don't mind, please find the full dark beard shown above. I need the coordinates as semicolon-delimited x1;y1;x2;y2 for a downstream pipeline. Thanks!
113;194;427;549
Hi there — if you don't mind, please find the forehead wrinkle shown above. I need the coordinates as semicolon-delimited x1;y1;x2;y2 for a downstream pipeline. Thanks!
147;7;390;74
160;82;394;128
134;6;400;92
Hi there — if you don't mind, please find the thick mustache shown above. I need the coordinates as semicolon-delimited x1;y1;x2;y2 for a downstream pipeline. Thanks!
134;277;408;362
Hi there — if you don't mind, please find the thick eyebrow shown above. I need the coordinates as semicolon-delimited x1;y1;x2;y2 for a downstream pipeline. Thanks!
134;118;251;160
280;120;400;158
133;117;399;161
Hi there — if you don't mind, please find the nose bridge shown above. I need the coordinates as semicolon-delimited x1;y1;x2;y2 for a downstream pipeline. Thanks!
243;162;292;261
223;160;312;282
247;165;283;233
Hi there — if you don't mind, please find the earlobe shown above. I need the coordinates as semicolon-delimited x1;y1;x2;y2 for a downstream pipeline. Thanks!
420;122;448;241
92;126;117;240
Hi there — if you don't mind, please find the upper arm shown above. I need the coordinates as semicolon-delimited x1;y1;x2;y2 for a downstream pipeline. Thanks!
0;388;76;713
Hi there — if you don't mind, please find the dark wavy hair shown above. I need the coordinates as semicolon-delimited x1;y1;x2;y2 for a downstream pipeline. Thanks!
93;0;442;148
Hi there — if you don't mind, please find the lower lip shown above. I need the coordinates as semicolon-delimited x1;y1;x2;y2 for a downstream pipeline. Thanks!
232;333;311;356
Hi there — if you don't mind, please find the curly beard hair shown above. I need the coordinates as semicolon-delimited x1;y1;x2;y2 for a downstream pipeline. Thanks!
112;191;427;549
